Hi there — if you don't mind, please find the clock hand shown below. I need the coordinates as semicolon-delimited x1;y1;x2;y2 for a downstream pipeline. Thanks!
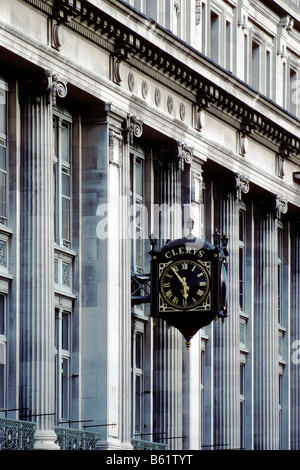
181;277;190;300
171;268;189;299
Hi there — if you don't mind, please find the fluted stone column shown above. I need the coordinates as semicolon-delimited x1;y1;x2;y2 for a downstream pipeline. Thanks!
19;76;58;449
152;148;186;450
213;185;241;450
291;220;300;449
253;201;280;449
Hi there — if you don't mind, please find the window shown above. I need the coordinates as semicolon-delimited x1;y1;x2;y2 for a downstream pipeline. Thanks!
239;209;246;311
244;34;248;82
252;41;260;90
53;114;72;248
210;11;219;63
289;68;297;115
55;308;71;421
130;150;145;274
226;21;231;71
201;2;206;55
132;330;144;437
240;363;245;449
0;80;7;225
266;50;271;98
278;373;283;448
277;227;283;324
0;294;7;411
200;349;205;447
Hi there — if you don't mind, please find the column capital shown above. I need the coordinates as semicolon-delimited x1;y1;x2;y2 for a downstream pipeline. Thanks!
19;70;67;106
234;173;250;201
122;114;143;145
255;194;288;220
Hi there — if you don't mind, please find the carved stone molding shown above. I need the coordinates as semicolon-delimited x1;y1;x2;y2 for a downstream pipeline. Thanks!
272;194;288;219
109;130;123;166
194;105;205;131
234;173;250;201
52;22;65;50
111;57;122;85
123;114;143;144
276;154;285;179
191;170;203;204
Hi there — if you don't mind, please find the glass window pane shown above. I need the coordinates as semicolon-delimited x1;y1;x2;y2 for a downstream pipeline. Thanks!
135;333;142;369
135;159;143;198
61;122;70;163
0;89;6;137
135;375;142;433
0;295;5;335
0;362;4;409
0;171;7;221
62;197;70;242
53;117;58;158
62;357;69;419
62;312;69;351
62;171;70;197
0;146;6;171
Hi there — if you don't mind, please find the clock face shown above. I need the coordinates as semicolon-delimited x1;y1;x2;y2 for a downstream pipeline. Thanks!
159;259;210;310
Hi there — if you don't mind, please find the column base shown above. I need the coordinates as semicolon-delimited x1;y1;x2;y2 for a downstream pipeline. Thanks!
34;430;60;450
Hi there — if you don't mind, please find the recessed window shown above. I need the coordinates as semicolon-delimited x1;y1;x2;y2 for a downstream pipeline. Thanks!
53;114;72;248
0;83;7;225
0;294;7;411
55;308;71;422
252;41;260;90
210;11;219;63
130;151;145;274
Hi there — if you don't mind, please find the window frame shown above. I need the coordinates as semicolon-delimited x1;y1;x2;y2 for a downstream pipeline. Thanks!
53;110;72;249
130;147;145;275
0;293;7;414
0;79;8;225
55;307;72;423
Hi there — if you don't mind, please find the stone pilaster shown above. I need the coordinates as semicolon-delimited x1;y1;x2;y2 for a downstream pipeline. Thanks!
19;75;58;449
290;220;300;449
152;142;185;450
213;186;241;449
253;200;280;449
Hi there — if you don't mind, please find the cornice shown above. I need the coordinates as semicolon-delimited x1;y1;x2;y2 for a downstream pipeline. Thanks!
18;0;300;158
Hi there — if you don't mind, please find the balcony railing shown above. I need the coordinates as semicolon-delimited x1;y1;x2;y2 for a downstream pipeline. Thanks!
0;417;36;450
131;438;168;450
54;426;98;450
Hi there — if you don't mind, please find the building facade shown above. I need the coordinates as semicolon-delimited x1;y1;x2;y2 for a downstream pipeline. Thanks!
0;0;300;450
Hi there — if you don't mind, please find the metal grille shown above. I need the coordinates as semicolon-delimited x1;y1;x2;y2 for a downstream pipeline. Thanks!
55;426;98;450
0;417;36;450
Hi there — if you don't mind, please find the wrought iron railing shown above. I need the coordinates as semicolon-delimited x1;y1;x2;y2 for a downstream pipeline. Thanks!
54;426;98;450
0;417;36;450
131;438;168;450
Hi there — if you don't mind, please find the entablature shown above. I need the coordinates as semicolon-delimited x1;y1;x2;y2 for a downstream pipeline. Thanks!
15;0;300;160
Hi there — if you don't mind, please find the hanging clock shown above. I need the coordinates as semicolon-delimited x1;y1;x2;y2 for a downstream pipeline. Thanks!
150;231;229;348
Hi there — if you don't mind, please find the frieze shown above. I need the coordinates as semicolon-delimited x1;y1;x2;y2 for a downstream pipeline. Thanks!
19;0;300;158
